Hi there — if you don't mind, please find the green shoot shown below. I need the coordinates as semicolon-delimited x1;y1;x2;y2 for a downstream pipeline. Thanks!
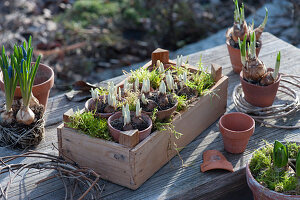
173;94;187;112
259;8;268;29
296;150;300;177
0;46;18;112
233;0;244;25
272;52;281;80
14;36;41;108
238;35;247;66
273;140;288;168
248;32;256;59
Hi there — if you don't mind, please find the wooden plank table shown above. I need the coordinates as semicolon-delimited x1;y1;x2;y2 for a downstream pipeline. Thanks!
0;32;299;200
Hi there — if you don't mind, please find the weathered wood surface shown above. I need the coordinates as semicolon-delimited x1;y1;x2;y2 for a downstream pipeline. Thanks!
0;32;299;200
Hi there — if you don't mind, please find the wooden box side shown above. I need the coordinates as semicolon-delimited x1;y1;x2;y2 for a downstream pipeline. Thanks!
57;125;137;189
130;75;228;189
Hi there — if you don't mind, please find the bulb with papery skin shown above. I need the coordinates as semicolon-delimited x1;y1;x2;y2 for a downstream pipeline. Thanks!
243;58;267;83
232;21;248;43
16;106;35;125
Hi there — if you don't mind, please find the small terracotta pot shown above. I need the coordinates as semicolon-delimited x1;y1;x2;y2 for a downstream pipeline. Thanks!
0;63;54;109
240;69;281;107
143;100;178;121
108;112;152;142
219;112;255;154
226;37;261;74
246;142;300;200
85;96;116;118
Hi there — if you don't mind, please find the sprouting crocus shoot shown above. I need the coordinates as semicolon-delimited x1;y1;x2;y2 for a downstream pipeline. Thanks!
273;140;289;168
136;100;142;117
166;71;174;91
141;93;148;105
118;87;122;100
296;150;300;177
0;46;18;123
135;77;139;92
124;79;129;93
159;81;167;95
14;36;41;125
158;61;164;73
141;78;150;94
272;52;281;80
90;88;100;100
122;103;131;126
176;55;183;68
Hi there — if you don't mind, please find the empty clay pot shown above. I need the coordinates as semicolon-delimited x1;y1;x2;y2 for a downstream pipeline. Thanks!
143;100;178;121
240;69;281;107
85;95;116;118
108;112;152;142
219;112;255;154
226;29;261;74
0;63;54;109
246;143;300;200
200;150;234;172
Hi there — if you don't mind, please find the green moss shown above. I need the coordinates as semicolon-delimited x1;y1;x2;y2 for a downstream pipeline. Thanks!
67;110;112;141
250;142;300;195
173;94;187;112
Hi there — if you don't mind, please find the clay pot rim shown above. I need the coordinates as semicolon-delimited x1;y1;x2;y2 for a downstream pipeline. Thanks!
219;112;255;134
246;141;300;197
0;62;54;88
240;68;281;89
107;111;153;133
85;95;124;115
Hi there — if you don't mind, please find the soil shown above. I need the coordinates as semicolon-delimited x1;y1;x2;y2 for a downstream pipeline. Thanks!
111;114;149;131
177;85;197;99
141;92;176;112
90;99;118;114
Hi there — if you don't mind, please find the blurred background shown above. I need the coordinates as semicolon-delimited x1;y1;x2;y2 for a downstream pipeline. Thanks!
0;0;299;96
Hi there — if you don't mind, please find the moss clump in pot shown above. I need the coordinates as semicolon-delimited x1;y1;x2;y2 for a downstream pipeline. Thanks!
250;141;300;195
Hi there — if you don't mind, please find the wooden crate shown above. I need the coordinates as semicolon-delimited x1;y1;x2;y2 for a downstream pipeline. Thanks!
57;49;228;190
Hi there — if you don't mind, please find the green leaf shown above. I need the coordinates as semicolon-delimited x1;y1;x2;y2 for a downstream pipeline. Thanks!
273;141;288;168
259;7;268;29
296;150;300;177
272;51;281;80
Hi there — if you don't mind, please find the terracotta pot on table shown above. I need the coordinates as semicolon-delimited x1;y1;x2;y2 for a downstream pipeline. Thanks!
219;112;255;154
226;28;262;74
85;95;116;119
240;69;281;107
0;63;54;110
108;112;152;142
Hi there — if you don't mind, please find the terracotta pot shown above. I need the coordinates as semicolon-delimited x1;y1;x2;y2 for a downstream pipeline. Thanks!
200;150;234;172
246;142;300;200
143;100;178;121
85;96;116;119
108;112;152;142
226;37;261;74
0;63;54;109
240;69;281;107
219;112;255;154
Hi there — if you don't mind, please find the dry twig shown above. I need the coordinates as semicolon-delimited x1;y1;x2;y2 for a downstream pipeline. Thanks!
0;151;102;199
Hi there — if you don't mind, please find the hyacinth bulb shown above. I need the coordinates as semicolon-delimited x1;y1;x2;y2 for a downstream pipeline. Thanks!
0;110;14;124
232;21;248;43
243;58;267;83
16;106;35;125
